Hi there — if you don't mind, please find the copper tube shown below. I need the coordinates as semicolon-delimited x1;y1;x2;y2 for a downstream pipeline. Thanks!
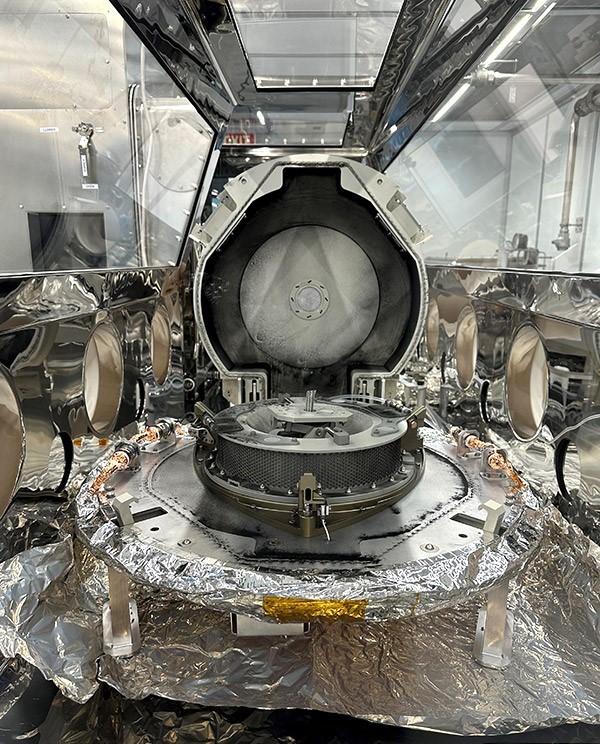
131;426;160;444
90;450;131;495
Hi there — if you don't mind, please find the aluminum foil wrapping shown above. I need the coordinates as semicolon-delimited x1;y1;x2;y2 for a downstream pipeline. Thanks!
0;657;32;721
1;496;600;735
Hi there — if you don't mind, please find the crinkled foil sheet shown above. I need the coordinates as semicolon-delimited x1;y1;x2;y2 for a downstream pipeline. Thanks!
1;497;600;736
0;657;32;720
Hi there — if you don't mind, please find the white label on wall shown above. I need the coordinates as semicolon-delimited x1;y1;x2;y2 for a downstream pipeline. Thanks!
39;126;59;133
82;183;99;190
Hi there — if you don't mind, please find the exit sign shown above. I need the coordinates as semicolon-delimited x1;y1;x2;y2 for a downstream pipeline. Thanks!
224;132;256;145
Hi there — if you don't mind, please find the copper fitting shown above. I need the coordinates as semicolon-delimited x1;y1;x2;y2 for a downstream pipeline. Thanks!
451;427;525;492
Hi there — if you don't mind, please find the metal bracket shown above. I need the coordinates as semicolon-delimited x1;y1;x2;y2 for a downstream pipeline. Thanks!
102;568;140;657
480;445;509;480
479;499;505;545
222;374;267;405
473;501;513;669
297;472;329;539
456;429;481;458
231;614;309;637
351;375;399;401
473;580;513;669
139;433;176;454
112;491;138;527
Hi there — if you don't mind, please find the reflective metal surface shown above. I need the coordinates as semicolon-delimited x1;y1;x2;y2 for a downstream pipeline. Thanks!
108;0;233;129
0;364;25;517
424;265;600;537
506;324;549;441
150;302;171;386
369;0;530;167
426;297;440;362
455;305;477;390
0;267;186;512
83;321;124;436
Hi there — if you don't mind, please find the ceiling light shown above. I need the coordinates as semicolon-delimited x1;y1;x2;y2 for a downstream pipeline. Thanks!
431;83;470;123
532;2;555;28
483;15;530;67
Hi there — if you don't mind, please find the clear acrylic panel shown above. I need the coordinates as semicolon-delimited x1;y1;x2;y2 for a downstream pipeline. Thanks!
229;0;404;88
386;0;600;274
0;0;214;275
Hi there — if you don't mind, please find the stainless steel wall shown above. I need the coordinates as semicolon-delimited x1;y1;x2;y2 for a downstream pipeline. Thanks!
0;268;186;515
423;266;600;539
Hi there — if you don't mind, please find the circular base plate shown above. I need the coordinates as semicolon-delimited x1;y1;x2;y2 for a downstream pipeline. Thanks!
75;429;544;619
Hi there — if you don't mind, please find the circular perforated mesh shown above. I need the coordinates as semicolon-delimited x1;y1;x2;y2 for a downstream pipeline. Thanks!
215;435;402;493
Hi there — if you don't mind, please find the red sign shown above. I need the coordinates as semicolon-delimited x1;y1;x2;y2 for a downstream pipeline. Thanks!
224;132;256;145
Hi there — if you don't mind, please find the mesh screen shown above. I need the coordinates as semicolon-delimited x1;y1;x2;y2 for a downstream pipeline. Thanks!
215;436;402;492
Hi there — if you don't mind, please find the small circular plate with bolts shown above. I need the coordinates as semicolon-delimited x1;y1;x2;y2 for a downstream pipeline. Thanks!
290;279;329;320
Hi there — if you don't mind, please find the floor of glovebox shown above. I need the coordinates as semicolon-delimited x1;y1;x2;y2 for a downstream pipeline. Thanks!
1;670;599;744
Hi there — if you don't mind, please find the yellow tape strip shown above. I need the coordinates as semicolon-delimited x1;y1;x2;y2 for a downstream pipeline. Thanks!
263;596;368;623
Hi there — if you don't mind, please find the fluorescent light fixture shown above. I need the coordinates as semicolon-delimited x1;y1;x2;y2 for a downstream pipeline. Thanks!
431;0;556;125
483;15;530;67
532;2;556;28
431;83;470;123
256;110;266;126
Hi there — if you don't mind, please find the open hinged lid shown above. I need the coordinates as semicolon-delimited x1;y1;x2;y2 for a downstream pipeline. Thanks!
192;155;429;402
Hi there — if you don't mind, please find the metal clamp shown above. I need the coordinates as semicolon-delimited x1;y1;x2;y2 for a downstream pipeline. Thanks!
297;472;330;539
72;121;96;185
480;445;509;480
456;429;481;458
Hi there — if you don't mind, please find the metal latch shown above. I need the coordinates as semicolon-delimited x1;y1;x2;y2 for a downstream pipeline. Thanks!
297;472;330;540
72;121;96;186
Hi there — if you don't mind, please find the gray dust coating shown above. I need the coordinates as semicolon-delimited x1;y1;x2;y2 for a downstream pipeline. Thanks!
141;442;469;570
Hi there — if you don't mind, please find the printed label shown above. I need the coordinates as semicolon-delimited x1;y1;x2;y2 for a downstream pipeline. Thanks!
82;183;99;190
39;126;59;133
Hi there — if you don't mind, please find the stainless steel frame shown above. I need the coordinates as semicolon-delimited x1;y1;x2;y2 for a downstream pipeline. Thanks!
192;154;430;400
423;265;600;539
0;267;187;511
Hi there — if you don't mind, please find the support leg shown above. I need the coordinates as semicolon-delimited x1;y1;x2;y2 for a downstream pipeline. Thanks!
473;578;513;669
102;567;140;657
